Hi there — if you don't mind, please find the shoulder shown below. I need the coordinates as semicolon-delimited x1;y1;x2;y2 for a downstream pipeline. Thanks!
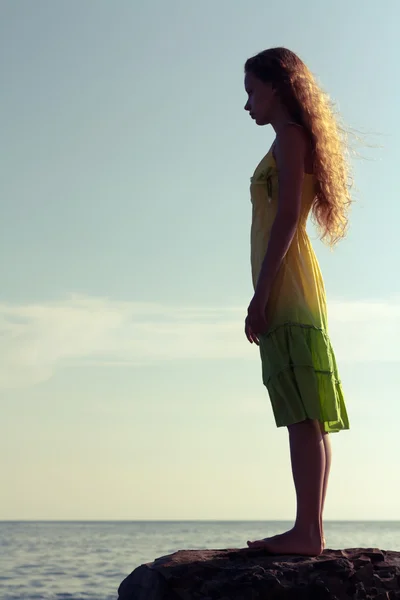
276;124;307;157
275;123;313;174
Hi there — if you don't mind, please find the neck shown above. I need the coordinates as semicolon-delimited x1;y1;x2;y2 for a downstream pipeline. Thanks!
270;105;297;133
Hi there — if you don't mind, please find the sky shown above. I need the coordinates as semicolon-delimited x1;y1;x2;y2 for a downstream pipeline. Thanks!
1;0;399;522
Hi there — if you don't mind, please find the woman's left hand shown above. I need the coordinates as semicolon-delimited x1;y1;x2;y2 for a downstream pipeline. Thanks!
245;294;268;344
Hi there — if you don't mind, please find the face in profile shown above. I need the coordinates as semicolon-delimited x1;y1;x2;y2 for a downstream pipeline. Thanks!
244;72;276;126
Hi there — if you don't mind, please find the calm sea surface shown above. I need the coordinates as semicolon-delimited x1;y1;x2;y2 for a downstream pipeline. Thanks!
1;520;399;600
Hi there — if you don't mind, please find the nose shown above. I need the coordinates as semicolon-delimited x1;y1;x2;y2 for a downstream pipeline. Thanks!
244;102;250;112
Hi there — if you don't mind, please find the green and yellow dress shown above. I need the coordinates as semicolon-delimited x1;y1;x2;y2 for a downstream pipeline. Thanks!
250;147;349;433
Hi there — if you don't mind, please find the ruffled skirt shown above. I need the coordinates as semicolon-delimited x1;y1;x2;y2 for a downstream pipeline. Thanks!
259;322;349;433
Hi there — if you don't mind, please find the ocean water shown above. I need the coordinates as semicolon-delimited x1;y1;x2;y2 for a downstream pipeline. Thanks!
1;520;399;600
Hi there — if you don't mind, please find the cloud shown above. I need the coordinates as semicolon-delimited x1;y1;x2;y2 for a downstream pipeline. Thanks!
327;300;400;363
0;294;399;388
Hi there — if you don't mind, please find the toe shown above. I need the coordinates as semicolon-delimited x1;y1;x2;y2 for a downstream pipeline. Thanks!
247;539;265;548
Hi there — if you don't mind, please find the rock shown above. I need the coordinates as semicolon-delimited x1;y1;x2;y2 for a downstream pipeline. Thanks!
117;547;400;600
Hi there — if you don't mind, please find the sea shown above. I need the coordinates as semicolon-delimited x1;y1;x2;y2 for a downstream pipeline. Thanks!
1;520;399;600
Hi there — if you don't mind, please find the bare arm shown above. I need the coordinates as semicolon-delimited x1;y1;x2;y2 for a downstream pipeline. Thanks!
254;125;307;301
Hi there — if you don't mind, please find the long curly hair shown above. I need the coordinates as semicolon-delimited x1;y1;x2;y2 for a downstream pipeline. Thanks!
245;47;353;246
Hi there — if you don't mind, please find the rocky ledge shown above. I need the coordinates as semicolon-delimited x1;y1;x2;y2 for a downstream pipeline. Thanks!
118;547;400;600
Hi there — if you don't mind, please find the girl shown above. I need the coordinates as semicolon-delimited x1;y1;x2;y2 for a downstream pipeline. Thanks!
243;47;351;556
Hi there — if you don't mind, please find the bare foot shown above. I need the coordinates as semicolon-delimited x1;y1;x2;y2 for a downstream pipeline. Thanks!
247;527;323;556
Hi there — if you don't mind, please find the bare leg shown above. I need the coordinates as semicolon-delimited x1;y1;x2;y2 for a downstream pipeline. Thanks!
247;419;325;555
319;422;332;549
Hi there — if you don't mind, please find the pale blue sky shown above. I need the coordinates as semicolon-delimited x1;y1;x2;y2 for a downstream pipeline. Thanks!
1;0;399;521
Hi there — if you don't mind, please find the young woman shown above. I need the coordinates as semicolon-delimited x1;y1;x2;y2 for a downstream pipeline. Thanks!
244;47;351;556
